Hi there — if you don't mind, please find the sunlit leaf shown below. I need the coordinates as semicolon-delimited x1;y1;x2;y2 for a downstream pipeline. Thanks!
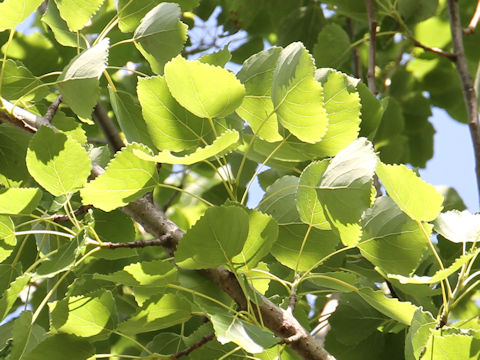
165;56;245;118
133;3;187;74
54;0;105;31
57;39;109;121
133;130;239;165
0;274;30;321
236;47;283;142
0;188;42;214
81;143;158;211
26;126;92;196
405;309;436;360
175;206;249;269
272;42;328;143
42;1;77;47
0;0;44;31
118;294;191;334
434;210;480;243
376;162;444;221
22;334;94;360
0;215;15;263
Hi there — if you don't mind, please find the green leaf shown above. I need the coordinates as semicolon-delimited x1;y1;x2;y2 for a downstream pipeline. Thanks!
109;88;155;149
41;0;77;47
398;0;438;24
22;334;94;360
236;47;283;142
50;291;116;339
357;82;383;139
199;46;232;67
0;215;15;263
0;60;48;101
133;3;187;74
232;209;278;269
91;209;136;260
313;23;351;68
389;250;479;284
258;175;301;225
35;237;82;279
26;126;92;196
272;42;327;143
434;210;480;243
358;196;429;275
0;0;44;31
0;274;30;321
271;224;339;271
203;304;278;353
54;0;105;31
0;188;42;214
376;162;444;221
422;332;480;360
136;76;213;151
309;69;361;156
318;138;377;245
358;288;418;325
57;39;109;121
175;206;249;269
133;130;240;165
51;112;87;145
94;260;177;288
10;311;46;360
118;294;191;334
165;56;245;118
80;143;158;212
405;309;436;360
0;124;31;187
296;160;330;229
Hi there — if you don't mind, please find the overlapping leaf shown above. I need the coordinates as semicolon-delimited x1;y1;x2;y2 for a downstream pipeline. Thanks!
0;124;31;187
0;274;30;321
358;196;429;275
271;42;328;143
133;3;187;74
26;126;92;196
376;162;444;221
0;188;42;214
317;138;377;245
22;334;94;360
137;76;213;151
434;210;480;243
133;130;240;165
57;39;109;121
0;216;15;263
80;143;158;211
165;56;245;118
174;206;249;269
0;59;48;101
53;0;104;31
42;1;77;47
0;0;44;31
49;291;116;339
236;47;283;142
405;309;436;360
118;294;191;334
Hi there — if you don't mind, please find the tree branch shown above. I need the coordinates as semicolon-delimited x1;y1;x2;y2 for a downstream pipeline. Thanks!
93;102;125;152
447;0;480;207
52;205;92;222
365;0;377;93
346;18;362;79
93;235;172;249
464;0;480;34
1;97;52;130
43;95;63;123
1;104;334;360
170;333;215;359
410;37;457;61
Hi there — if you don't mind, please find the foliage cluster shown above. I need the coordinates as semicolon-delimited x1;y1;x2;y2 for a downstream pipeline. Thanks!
1;0;480;359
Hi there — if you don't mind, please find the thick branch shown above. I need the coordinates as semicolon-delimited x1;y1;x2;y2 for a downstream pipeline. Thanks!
1;98;52;130
1;104;333;360
447;0;480;207
93;102;125;152
365;0;377;93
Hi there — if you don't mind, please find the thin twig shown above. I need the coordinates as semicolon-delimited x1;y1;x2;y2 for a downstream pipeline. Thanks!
365;0;377;93
52;205;92;222
93;102;125;152
163;173;187;212
411;37;457;61
171;333;215;359
43;95;63;123
464;0;480;34
95;234;172;249
87;137;109;145
447;0;480;207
